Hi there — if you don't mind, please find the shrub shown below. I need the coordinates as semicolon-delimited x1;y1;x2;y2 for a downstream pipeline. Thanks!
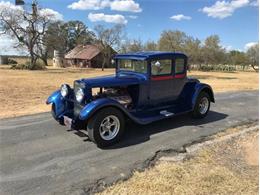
11;61;46;70
8;58;18;65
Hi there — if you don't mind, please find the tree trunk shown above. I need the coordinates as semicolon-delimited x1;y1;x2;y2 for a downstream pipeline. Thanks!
102;60;105;71
251;64;259;72
30;52;37;69
41;57;48;66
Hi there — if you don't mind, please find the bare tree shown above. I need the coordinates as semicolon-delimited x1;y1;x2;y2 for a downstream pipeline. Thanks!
144;40;157;51
246;44;259;72
94;24;124;71
122;39;143;52
0;1;61;68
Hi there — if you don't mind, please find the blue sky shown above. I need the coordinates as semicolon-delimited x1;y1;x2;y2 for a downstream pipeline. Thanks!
0;0;259;54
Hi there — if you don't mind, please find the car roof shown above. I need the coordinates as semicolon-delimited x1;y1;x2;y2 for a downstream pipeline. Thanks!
114;51;187;60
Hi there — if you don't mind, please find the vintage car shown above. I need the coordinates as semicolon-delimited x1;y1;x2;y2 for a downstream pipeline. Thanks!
47;52;214;147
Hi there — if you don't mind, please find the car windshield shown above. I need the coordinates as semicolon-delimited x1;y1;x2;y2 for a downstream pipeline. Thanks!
118;59;147;74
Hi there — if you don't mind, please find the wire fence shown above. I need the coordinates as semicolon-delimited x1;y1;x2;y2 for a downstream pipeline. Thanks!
190;64;254;72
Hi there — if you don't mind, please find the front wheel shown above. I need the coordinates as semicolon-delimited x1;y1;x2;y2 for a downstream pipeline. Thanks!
191;92;210;119
87;107;125;148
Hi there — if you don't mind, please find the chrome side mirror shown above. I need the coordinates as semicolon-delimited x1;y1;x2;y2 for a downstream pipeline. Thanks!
111;59;115;65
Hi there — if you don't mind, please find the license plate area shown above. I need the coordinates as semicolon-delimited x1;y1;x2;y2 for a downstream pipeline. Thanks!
64;116;72;129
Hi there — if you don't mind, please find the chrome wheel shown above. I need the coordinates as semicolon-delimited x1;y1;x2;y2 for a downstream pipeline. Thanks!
199;97;209;115
99;115;120;141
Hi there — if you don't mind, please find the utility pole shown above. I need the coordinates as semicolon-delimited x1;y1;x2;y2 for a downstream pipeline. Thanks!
15;0;25;5
15;0;37;16
14;0;39;66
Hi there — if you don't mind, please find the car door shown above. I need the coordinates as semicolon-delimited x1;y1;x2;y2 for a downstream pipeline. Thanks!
172;57;187;99
149;58;175;106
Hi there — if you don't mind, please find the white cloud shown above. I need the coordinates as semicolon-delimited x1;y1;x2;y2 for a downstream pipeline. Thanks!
201;0;250;19
0;1;23;11
170;14;191;21
88;12;127;24
245;42;258;50
110;0;142;12
0;0;24;18
223;45;233;51
68;0;109;10
0;1;63;21
39;8;63;21
68;0;142;12
128;15;138;19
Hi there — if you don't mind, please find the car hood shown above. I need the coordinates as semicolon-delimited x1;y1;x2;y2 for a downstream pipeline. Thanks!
77;72;148;88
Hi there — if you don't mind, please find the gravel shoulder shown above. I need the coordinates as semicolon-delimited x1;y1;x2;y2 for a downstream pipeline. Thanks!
98;124;259;195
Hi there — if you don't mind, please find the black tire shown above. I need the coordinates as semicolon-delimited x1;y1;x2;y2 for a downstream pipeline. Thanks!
191;91;210;119
51;104;64;125
87;107;125;148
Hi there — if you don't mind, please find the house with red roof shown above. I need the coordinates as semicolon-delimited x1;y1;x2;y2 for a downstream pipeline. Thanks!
65;44;116;68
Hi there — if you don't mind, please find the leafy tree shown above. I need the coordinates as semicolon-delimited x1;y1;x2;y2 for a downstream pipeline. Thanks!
158;30;187;51
202;35;226;65
94;24;124;71
183;37;203;65
64;21;95;51
45;20;95;57
228;50;248;70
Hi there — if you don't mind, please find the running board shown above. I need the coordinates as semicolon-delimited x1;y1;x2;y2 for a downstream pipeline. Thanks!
160;110;174;117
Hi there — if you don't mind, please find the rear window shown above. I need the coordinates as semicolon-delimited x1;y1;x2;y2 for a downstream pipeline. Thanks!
175;58;185;74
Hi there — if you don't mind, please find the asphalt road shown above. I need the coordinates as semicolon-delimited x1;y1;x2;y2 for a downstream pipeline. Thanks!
0;91;258;195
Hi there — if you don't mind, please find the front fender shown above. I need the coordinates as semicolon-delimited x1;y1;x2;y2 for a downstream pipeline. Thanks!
46;90;61;104
192;83;215;109
79;98;129;121
46;90;66;118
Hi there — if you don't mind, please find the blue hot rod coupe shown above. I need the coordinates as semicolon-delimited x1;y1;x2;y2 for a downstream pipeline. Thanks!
47;52;214;147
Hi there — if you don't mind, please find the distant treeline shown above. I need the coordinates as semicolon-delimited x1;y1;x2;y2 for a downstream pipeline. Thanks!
0;1;258;71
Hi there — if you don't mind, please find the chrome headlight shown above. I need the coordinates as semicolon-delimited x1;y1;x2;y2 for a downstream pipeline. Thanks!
75;88;84;102
60;84;69;97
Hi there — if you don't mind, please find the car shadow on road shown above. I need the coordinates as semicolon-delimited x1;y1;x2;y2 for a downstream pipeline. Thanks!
106;110;228;149
69;110;228;149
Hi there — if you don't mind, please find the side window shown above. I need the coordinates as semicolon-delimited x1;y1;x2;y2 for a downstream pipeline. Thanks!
175;58;185;74
151;59;172;76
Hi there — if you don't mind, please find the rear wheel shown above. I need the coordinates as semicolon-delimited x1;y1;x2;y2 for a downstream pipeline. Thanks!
87;107;125;148
191;92;210;119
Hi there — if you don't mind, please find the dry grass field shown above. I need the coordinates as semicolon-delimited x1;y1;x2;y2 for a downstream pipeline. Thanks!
0;66;258;119
98;126;258;195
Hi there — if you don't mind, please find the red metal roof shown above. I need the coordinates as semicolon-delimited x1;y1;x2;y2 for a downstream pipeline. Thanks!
65;44;101;60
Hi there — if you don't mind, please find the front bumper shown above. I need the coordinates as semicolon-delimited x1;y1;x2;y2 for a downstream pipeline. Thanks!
49;95;86;130
60;115;86;130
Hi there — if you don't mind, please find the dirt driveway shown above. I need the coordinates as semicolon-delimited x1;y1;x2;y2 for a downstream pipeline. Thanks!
0;67;258;119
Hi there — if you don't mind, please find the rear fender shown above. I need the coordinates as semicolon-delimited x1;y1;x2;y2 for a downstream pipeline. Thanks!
192;83;215;109
46;90;65;118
